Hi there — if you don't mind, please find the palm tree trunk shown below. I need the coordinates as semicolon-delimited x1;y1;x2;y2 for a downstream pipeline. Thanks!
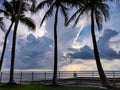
8;0;23;85
0;22;14;72
91;9;110;87
52;6;59;85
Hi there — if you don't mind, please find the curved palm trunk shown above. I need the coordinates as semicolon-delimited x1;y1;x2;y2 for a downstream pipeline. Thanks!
91;9;110;87
0;22;14;72
52;6;59;85
8;0;23;84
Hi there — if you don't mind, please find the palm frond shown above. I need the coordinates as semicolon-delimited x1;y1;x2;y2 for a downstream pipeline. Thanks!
20;16;36;31
65;8;81;26
40;3;55;26
22;1;30;12
98;3;110;21
103;0;117;2
0;9;9;17
3;1;14;15
29;0;36;14
35;0;52;12
25;0;35;2
60;4;69;25
12;0;29;14
95;10;103;31
73;6;89;27
63;0;82;8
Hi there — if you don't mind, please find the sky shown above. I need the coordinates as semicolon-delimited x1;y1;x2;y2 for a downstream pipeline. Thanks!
0;0;120;71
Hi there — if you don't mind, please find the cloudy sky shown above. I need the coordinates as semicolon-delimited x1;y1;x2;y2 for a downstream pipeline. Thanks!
0;0;120;71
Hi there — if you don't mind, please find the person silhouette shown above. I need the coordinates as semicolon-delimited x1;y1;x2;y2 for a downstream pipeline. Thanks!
73;72;77;78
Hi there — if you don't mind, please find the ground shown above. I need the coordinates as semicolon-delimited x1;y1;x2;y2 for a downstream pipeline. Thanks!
0;84;97;90
0;84;120;90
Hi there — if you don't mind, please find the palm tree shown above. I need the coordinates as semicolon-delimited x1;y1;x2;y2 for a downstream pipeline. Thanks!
0;0;36;84
0;1;15;71
8;0;23;85
36;0;69;85
66;0;111;87
0;0;36;74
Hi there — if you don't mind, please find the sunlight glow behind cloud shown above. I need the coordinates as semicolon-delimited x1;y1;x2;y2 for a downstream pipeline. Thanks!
60;59;120;71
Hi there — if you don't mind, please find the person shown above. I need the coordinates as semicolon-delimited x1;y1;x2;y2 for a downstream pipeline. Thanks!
73;72;77;78
73;72;79;85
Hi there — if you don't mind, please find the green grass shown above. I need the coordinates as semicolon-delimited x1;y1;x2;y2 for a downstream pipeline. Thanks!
0;84;120;90
0;84;97;90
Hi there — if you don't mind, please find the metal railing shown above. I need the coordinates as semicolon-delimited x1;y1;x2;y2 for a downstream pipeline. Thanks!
0;71;120;87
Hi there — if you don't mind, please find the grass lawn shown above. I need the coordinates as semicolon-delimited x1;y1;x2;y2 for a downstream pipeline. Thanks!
0;84;120;90
0;84;97;90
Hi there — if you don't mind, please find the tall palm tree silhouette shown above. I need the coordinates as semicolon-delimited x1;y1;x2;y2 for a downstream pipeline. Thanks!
66;0;111;87
36;0;69;85
0;1;36;73
0;0;36;85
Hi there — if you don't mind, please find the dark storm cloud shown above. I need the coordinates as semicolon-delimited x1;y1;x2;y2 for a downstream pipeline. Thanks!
4;34;53;69
67;29;120;60
15;34;53;69
98;29;120;60
67;46;94;59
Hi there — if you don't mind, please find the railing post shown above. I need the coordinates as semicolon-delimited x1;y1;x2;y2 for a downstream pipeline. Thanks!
92;71;94;78
0;72;2;83
32;72;34;84
20;72;22;84
113;71;116;86
44;72;46;80
58;71;60;80
92;71;94;84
